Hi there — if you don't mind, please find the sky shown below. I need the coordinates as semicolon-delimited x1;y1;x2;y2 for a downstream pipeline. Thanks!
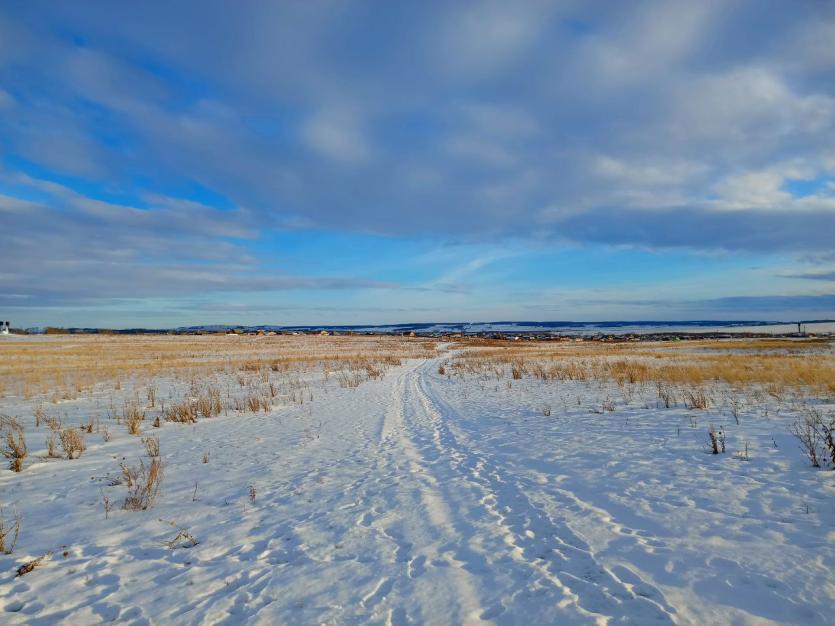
1;1;835;328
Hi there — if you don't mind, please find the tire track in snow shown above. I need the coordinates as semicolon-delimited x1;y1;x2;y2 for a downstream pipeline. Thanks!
412;357;677;625
353;363;488;624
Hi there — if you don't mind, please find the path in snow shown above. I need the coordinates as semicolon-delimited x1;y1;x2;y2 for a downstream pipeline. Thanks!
1;350;832;625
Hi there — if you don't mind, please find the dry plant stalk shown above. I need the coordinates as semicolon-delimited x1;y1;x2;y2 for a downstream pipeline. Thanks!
0;506;22;554
142;434;160;458
165;529;199;549
125;404;145;435
34;405;46;427
16;551;52;577
102;492;113;519
46;434;60;458
122;457;164;510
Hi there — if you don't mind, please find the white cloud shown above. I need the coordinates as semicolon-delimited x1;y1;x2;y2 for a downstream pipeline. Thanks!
711;160;835;212
301;110;371;163
587;1;715;83
593;155;708;187
434;1;554;79
669;67;835;143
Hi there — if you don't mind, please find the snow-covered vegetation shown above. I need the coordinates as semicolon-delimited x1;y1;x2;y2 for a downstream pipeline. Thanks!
0;334;833;624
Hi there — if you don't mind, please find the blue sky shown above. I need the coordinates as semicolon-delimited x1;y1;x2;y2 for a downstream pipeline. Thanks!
1;1;835;327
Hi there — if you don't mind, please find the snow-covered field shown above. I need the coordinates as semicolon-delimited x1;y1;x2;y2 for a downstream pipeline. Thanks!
0;335;833;625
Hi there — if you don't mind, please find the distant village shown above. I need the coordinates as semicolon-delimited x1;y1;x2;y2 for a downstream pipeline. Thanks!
9;322;832;342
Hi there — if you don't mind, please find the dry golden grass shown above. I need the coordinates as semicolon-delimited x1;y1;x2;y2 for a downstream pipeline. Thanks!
164;401;198;423
0;334;436;401
452;338;835;393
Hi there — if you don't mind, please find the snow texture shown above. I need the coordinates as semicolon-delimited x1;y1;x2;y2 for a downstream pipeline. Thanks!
1;348;833;625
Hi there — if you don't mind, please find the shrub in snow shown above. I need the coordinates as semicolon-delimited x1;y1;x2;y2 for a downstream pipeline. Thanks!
1;415;27;472
121;457;164;511
124;403;145;435
0;505;21;554
59;427;86;459
790;404;834;469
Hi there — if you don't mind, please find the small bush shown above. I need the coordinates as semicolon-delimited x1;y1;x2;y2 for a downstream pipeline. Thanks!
684;388;710;410
656;383;676;409
790;405;832;468
511;364;523;380
246;394;268;413
142;435;160;458
59;427;86;459
46;434;60;458
165;401;197;424
45;416;63;432
1;418;27;472
195;387;223;418
122;457;164;511
124;404;145;435
235;394;270;413
34;405;46;428
0;506;21;554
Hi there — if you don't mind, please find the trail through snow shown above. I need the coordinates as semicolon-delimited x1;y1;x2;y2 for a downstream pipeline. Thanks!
1;352;832;625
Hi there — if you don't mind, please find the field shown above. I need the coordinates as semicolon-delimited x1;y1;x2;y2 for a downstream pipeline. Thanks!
1;334;834;625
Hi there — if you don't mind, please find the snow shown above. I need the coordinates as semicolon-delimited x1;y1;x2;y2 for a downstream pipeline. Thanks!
1;342;834;625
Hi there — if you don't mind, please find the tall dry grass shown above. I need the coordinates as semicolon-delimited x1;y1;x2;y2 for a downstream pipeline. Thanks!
0;334;435;402
452;338;835;393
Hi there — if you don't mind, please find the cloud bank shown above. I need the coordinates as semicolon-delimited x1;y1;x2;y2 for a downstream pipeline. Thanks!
1;1;834;324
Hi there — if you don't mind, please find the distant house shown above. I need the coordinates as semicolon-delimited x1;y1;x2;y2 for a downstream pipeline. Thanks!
0;321;10;335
